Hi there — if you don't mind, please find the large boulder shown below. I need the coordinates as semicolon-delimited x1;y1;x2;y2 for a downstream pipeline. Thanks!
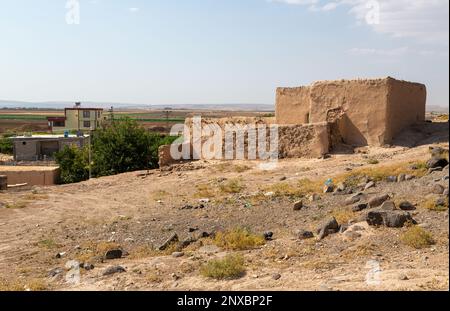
368;194;390;208
317;217;340;240
426;157;449;169
366;210;416;228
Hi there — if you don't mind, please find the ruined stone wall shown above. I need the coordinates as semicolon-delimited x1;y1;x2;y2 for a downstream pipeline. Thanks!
183;117;329;160
275;87;311;125
309;78;390;146
386;78;427;143
276;77;426;147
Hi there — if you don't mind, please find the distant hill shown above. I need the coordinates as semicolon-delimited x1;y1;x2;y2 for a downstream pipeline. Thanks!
427;105;449;113
0;100;274;111
0;99;447;113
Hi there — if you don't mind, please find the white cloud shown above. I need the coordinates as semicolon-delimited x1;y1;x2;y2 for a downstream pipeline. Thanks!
129;7;140;13
348;46;409;56
269;0;449;44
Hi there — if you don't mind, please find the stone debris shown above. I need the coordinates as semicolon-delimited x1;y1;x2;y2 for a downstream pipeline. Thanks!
103;265;126;276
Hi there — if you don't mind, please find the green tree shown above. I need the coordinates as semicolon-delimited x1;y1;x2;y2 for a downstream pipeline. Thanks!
0;137;13;155
55;145;89;184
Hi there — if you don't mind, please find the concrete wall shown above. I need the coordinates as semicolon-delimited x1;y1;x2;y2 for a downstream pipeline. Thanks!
0;167;60;186
13;137;86;161
275;87;311;124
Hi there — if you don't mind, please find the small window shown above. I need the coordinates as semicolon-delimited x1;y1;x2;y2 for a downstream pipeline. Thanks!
83;121;91;128
22;141;27;146
83;110;91;118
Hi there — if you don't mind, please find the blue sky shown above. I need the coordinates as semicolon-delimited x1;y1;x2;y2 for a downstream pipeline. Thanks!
0;0;448;107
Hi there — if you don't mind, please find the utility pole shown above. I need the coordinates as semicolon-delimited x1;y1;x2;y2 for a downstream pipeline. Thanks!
163;109;172;131
88;127;93;180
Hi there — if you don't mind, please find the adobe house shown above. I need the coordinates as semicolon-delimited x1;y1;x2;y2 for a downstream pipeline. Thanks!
159;77;427;165
276;77;426;147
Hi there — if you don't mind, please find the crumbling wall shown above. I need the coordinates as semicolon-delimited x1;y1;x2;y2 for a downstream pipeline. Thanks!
278;122;329;158
276;87;311;125
182;117;329;159
309;78;390;146
386;78;427;143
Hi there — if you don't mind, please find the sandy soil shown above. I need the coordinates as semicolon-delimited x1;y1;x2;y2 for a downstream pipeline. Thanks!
0;122;448;291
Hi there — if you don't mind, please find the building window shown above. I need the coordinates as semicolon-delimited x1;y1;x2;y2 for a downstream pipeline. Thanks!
83;110;91;118
54;121;65;127
84;121;91;128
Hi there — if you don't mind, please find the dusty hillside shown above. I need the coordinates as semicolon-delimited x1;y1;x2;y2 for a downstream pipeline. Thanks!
0;122;448;291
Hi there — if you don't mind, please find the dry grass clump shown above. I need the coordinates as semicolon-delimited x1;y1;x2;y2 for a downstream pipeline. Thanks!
330;209;356;225
214;228;265;251
422;197;448;212
264;178;321;198
213;163;251;173
334;161;428;187
367;158;379;165
219;178;245;194
0;278;48;291
37;238;59;249
200;254;245;280
401;226;435;249
194;183;216;198
4;201;27;209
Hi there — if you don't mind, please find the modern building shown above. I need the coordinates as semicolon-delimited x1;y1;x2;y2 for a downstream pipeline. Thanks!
11;135;87;161
47;102;106;133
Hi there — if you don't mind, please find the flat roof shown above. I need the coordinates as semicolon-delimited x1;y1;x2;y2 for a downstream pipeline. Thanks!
0;166;59;172
11;135;88;139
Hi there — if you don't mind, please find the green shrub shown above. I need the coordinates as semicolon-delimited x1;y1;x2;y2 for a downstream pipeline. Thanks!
55;145;89;184
200;254;245;280
401;226;435;249
0;137;13;154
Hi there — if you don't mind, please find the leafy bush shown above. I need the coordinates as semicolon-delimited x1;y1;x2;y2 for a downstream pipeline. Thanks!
55;145;89;184
200;254;245;280
0;137;13;154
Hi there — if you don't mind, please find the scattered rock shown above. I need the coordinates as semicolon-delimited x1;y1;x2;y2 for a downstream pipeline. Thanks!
436;197;447;207
55;252;66;259
366;210;416;228
443;175;449;181
297;230;314;240
405;175;415;181
264;192;275;197
352;203;368;212
293;200;304;211
368;194;390;208
158;233;179;251
48;267;64;278
105;249;123;260
443;189;449;196
398;174;406;182
318;217;339;240
323;185;334;193
386;176;398;183
263;231;274;241
84;263;95;271
345;192;364;206
431;184;445;195
380;201;396;211
364;181;376;190
172;252;184;258
103;265;126;276
399;274;409;281
279;176;287;181
426;157;449;169
343;231;362;240
272;273;282;280
428;167;443;174
309;194;320;202
336;182;346;192
399;201;416;211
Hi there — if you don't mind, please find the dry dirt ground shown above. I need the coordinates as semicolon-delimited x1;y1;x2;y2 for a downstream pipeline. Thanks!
0;122;449;291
